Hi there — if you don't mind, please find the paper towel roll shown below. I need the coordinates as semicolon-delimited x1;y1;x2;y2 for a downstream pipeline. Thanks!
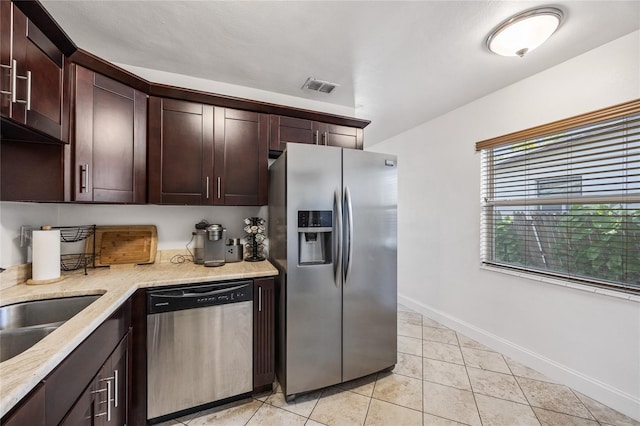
32;229;61;282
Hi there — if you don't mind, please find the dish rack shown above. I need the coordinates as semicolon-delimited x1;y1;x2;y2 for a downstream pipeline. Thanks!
55;225;96;274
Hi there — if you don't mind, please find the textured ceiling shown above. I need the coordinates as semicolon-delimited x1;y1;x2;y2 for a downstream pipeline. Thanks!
41;1;640;146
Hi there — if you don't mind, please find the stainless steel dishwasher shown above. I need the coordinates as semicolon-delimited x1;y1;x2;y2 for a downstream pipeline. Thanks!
147;281;253;423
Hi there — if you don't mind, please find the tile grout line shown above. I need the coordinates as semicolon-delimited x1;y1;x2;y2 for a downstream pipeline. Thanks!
242;399;265;426
458;330;485;426
568;387;603;424
512;375;605;424
505;353;544;426
360;373;379;426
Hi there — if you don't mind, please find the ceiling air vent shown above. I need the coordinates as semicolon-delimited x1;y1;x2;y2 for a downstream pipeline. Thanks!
302;77;339;94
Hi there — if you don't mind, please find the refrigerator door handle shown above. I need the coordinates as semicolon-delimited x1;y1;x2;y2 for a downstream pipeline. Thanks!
344;186;354;286
334;189;343;287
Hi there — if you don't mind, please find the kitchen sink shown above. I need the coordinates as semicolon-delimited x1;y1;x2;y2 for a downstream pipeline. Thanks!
0;294;102;362
0;326;59;362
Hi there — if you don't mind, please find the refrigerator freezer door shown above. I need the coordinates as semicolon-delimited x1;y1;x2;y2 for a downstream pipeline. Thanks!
342;149;398;381
284;144;343;396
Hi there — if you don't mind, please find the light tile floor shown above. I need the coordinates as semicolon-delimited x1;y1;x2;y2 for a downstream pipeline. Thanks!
157;304;639;426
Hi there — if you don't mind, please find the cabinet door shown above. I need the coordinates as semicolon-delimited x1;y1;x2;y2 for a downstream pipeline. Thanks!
60;379;98;426
61;332;130;426
45;299;131;426
316;123;363;150
74;65;147;203
253;277;275;392
107;333;129;426
148;97;214;205
269;115;316;152
2;382;45;426
214;108;268;205
10;5;65;140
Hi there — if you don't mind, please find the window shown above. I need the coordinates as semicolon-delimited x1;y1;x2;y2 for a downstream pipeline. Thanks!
477;100;640;293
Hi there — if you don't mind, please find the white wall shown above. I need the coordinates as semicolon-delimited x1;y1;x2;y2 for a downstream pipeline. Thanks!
368;31;640;420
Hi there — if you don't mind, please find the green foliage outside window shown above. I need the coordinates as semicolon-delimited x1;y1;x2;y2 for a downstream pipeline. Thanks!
494;205;640;288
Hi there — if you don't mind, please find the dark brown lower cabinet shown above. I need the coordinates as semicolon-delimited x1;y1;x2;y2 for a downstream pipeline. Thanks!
61;333;129;426
1;382;45;426
45;300;131;426
253;277;276;393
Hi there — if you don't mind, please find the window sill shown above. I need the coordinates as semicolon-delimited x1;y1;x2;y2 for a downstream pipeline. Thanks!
479;264;640;303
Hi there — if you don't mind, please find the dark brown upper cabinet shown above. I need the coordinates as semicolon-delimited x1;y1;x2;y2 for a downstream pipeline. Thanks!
148;97;214;205
269;115;363;155
318;123;363;150
269;115;317;152
0;1;67;142
214;108;268;206
148;97;268;206
72;65;147;203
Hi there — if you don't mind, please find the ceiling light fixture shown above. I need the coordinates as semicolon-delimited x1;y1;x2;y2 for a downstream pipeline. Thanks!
486;7;564;57
302;77;339;94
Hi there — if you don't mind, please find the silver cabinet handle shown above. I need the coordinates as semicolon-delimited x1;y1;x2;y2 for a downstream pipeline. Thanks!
206;176;210;199
113;369;119;408
10;59;17;103
324;131;328;145
105;378;112;422
217;177;221;199
334;189;343;287
80;164;89;193
25;70;31;110
258;286;262;312
13;60;31;109
315;130;319;145
97;376;114;421
92;383;110;420
344;186;354;286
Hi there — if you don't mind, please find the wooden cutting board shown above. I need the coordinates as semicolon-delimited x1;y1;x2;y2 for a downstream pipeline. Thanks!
88;225;157;267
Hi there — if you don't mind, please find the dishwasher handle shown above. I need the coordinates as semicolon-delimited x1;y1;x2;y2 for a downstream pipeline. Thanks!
166;284;249;298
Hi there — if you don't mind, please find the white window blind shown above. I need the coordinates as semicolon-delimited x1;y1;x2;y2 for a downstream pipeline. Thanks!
478;101;640;293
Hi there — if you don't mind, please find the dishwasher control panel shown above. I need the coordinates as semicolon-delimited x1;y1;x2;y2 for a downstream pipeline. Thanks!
147;280;253;314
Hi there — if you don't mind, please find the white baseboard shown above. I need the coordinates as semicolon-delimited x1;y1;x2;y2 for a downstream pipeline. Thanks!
398;294;640;422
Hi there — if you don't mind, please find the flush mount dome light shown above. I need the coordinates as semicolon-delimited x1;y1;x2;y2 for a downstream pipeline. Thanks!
486;7;564;57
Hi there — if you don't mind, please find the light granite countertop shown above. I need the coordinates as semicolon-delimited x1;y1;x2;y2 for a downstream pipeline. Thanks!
0;258;278;418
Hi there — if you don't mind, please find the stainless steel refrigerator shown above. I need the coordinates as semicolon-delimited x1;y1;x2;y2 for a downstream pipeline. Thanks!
269;143;397;399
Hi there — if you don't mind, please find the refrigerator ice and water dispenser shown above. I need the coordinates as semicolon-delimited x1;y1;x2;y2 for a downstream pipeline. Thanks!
298;210;332;265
